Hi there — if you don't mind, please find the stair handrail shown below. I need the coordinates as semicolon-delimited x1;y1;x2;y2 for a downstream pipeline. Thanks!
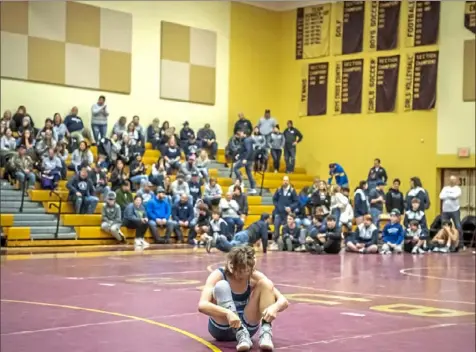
18;179;28;213
48;190;63;239
253;158;268;197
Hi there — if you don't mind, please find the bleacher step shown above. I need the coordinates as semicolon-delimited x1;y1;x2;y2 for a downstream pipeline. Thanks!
14;214;57;221
31;232;77;240
29;226;75;235
14;220;60;227
0;201;42;208
0;207;46;214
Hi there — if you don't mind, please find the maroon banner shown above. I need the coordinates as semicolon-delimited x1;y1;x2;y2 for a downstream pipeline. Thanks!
412;51;439;110
376;1;401;51
409;1;440;47
465;1;476;34
296;7;305;59
335;59;363;114
342;1;365;54
307;63;329;116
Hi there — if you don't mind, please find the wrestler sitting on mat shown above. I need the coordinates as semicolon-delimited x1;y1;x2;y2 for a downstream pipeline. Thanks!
198;246;288;351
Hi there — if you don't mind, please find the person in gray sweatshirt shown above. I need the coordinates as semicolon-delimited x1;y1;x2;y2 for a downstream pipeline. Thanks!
269;125;285;173
257;109;277;144
91;95;109;143
101;192;126;242
171;173;191;205
204;177;222;207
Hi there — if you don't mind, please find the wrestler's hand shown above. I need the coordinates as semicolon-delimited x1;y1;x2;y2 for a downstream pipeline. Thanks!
226;310;241;329
262;304;278;323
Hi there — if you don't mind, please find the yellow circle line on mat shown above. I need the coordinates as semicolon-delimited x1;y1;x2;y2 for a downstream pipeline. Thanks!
1;299;221;352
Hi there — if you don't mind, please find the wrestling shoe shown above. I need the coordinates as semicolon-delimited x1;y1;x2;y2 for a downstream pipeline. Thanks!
236;328;252;351
259;323;274;351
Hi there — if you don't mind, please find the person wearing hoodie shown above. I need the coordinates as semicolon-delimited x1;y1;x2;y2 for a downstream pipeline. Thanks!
368;181;386;226
115;180;134;212
189;202;211;245
147;118;161;150
171;194;194;243
68;141;93;172
184;135;200;157
353;181;369;225
328;163;349;187
304;215;327;253
136;180;154;204
403;197;429;236
283;120;303;174
268;125;285;173
212;213;271;253
64;106;92;142
149;159;166;187
381;209;405;254
197;123;218;160
232;186;249;223
224;130;243;168
188;171;203;205
171;173;191;205
329;185;349;226
279;214;306;252
146;187;174;243
180;154;199;182
404;219;427;254
304;215;341;254
233;130;257;195
123;196;150;248
66;166;98;214
163;138;182;174
405;177;430;211
233;112;253;136
40;148;62;190
367;158;388;190
205;210;231;251
88;162;110;200
251;126;269;172
345;214;379;254
204;177;223;207
385;178;405;214
91;95;109;142
219;192;244;234
101;192;126;243
439;175;463;248
179;121;195;147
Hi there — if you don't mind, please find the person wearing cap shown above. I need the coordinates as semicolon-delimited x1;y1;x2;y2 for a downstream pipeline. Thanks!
115;180;134;213
188;171;203;205
367;158;388;191
146;187;174;243
328;163;349;188
381;209;405;254
368;180;386;227
66;166;99;214
171;194;194;243
283;120;303;174
184;135;200;158
179;154;199;182
123;195;150;248
171;173;192;205
101;192;126;243
146;118;161;150
197;123;218;160
11;144;36;189
136;179;154;204
345;214;379;254
179;121;195;147
257;109;277;145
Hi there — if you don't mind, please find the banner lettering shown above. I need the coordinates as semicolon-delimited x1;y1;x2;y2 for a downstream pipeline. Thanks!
406;1;440;47
465;1;476;34
367;1;400;52
308;62;329;116
333;1;365;55
335;59;363;114
405;51;439;111
368;55;400;113
296;4;331;59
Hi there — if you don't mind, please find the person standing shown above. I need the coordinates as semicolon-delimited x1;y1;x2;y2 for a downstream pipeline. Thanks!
269;125;285;173
439;175;463;248
367;158;388;190
257;109;277;144
233;130;257;195
385;178;405;214
91;95;109;143
233;113;253;136
283;120;303;174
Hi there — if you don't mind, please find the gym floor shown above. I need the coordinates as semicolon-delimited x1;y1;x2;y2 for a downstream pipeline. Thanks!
1;246;475;352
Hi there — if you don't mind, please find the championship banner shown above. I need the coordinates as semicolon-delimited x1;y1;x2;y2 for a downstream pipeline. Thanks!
367;1;400;52
465;1;476;34
404;51;439;111
296;4;331;60
299;62;329;116
334;59;363;114
406;1;440;47
368;55;400;113
333;1;365;55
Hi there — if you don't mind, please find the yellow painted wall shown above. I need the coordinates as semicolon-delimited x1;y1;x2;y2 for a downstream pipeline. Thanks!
436;1;476;167
0;1;231;145
228;2;281;136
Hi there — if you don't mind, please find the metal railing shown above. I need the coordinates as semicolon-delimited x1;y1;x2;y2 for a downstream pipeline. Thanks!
253;158;268;197
18;179;28;213
48;190;63;239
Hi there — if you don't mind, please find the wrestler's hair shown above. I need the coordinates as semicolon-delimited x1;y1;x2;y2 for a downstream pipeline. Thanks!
225;246;256;277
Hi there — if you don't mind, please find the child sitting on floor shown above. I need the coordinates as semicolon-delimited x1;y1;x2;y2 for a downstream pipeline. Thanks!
431;220;459;253
381;209;404;254
404;219;427;254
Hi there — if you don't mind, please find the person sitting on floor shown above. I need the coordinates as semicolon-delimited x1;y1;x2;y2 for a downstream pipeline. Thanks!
204;177;222;208
66;166;98;214
404;220;427;254
171;194;194;243
431;220;459;253
345;214;379;254
115;180;134;213
381;209;405;254
279;214;306;252
101;192;126;243
309;215;342;255
203;210;231;253
146;187;174;244
304;215;326;254
123;195;150;249
220;191;244;234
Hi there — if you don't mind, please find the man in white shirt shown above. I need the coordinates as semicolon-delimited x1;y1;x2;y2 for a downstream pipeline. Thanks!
439;175;463;249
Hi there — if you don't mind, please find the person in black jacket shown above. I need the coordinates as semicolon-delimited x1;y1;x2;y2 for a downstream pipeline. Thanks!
279;214;305;252
171;194;194;243
188;171;203;205
314;215;342;254
88;163;110;200
233;130;257;194
179;121;195;147
367;158;388;190
233;113;253;136
385;178;404;214
310;180;331;214
66;166;98;214
283;120;303;174
224;131;243;168
271;176;299;247
353;180;369;225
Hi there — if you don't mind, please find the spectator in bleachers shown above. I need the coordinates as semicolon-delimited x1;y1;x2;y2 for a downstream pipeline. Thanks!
309;215;342;254
233;130;257;195
18;130;36;161
197;123;218;160
329;185;348;226
184;135;200;158
353;181;369;225
188;171;203;205
147;118;161;150
368;181;386;226
158;121;171;152
37;118;58;141
89;161;110;200
196;149;210;181
439;175;463;248
345;214;379;254
385;178;405;214
224;130;243;168
146;187;173;243
190;202;211;246
280;214;306;252
171;173;191;205
132;115;145;142
269;125;284;173
204;177;222;208
431;220;459;253
381;209;404;254
232;185;249;224
115;180;133;213
234;112;253;136
163;176;173;200
171;194;194;243
271;176;299;250
53;113;68;143
367;158;388;190
35;129;57;158
40;147;62;190
126;122;139;145
340;187;354;231
0;128;17;166
11;144;35;189
310;180;331;216
66;166;98;214
124;195;150;248
404;220;427;254
136;180;154;204
149;158;166;187
110;159;129;191
405;177;430;211
179;121;195;147
69;141;93;173
101;192;126;243
64;106;92;142
12;106;28;132
129;154;148;187
257;109;277;144
56;143;68;179
180;154;199;181
2;110;15;131
283;120;303;174
91;95;109;142
328;163;349;188
251;126;269;172
404;197;429;235
18;116;34;137
228;179;244;194
220;191;244;234
163;137;181;174
118;134;135;165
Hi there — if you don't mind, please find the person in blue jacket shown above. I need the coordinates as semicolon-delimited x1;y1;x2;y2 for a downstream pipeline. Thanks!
171;194;194;243
146;187;174;243
328;163;349;187
381;209;405;254
233;130;257;195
